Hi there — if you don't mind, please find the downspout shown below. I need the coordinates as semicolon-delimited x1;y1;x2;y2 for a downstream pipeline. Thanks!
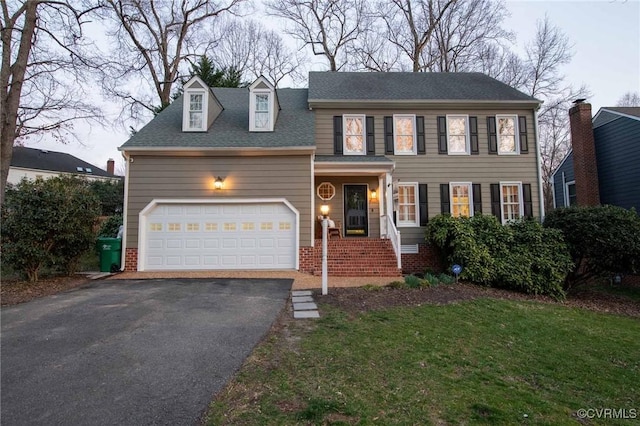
533;107;545;220
119;151;130;271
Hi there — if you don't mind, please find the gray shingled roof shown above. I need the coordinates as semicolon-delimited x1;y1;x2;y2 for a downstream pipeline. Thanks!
315;155;394;163
308;72;539;103
605;107;640;118
121;88;314;149
11;147;116;177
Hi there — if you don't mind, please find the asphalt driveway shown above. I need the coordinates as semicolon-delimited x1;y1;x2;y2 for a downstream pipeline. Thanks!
1;278;292;425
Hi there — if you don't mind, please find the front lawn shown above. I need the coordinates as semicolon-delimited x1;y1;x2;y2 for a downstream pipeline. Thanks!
208;296;639;425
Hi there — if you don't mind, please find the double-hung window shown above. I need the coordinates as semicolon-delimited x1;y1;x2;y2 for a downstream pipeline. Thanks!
497;115;519;154
394;115;416;155
254;93;270;130
343;115;366;155
500;182;523;222
450;182;473;217
188;93;204;130
565;181;577;207
397;183;419;227
447;115;469;154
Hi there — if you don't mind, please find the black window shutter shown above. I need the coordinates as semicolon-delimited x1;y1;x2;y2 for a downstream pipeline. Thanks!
334;116;343;155
523;183;533;217
366;116;375;155
419;184;428;226
416;116;426;154
384;116;394;154
472;183;482;214
469;116;479;154
487;117;497;154
437;116;447;154
490;183;501;221
440;184;450;214
519;116;529;153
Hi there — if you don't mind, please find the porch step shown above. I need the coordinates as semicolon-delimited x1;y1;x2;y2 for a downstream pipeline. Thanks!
312;238;402;277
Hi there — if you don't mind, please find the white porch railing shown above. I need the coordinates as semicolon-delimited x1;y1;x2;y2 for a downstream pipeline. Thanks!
384;215;402;270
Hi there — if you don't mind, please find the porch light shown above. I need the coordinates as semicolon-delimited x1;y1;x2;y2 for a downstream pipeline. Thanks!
320;204;329;217
370;189;377;200
214;176;225;190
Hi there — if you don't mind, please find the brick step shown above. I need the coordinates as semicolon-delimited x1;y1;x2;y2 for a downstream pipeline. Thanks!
311;238;401;277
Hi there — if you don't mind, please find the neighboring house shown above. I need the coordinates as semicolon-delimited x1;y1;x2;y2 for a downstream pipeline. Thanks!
119;72;543;275
8;146;120;184
553;105;640;211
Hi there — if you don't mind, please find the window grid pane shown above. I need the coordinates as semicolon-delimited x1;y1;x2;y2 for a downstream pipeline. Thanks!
394;116;414;153
344;117;364;153
498;117;516;153
451;184;471;217
447;117;468;154
398;185;417;224
501;184;521;221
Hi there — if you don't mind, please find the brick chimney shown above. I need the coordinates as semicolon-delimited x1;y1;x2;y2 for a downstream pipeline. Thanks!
569;101;600;206
107;158;115;175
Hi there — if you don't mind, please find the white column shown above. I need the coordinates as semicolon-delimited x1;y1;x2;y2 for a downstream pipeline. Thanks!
321;217;328;295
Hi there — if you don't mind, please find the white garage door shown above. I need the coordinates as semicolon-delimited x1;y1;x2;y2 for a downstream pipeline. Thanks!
141;201;297;271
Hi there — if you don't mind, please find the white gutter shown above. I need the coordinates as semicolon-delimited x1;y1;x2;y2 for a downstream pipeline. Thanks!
120;151;130;271
533;108;545;220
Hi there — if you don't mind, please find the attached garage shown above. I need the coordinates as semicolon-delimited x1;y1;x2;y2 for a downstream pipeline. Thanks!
138;199;299;271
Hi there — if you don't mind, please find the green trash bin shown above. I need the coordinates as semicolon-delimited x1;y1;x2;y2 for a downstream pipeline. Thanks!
97;237;122;273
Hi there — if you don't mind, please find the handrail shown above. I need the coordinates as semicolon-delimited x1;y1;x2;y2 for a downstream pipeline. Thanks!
385;215;402;270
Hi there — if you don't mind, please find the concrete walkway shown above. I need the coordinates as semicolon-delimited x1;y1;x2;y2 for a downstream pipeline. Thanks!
292;290;320;318
110;271;399;290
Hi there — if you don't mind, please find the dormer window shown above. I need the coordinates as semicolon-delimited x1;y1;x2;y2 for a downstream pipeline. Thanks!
249;76;278;132
254;93;270;130
189;93;204;129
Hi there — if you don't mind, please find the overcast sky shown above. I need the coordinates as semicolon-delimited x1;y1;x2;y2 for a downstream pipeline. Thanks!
22;0;640;175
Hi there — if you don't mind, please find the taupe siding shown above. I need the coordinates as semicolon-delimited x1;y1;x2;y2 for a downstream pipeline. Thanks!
316;108;540;245
314;177;381;238
126;155;312;248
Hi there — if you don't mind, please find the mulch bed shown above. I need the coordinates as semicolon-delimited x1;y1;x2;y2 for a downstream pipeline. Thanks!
317;282;640;318
1;276;91;306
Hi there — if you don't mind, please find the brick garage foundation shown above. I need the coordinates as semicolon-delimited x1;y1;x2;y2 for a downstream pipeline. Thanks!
401;244;443;275
124;248;138;271
299;246;314;274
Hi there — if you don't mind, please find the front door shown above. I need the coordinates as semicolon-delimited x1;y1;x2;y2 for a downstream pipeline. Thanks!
344;185;368;236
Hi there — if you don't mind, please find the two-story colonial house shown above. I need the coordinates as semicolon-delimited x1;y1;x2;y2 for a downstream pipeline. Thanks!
119;72;543;275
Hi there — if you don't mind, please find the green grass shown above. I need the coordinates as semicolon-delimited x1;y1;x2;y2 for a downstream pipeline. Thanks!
208;300;639;425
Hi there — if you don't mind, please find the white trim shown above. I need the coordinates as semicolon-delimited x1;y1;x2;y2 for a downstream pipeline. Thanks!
564;180;576;207
449;182;474;217
534;108;545;219
496;114;520;155
550;149;573;181
316;182;336;201
308;99;542;109
392;114;417;155
446;114;470;155
551;175;557;209
120;152;130;271
310;155;315;247
120;146;315;155
250;90;273;131
342;114;367;155
182;90;208;132
378;174;385;237
137;198;300;272
396;182;420;227
342;183;370;236
499;181;524;224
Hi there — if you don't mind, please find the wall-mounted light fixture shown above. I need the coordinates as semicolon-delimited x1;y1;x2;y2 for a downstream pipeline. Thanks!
214;176;225;190
320;204;329;218
370;189;377;200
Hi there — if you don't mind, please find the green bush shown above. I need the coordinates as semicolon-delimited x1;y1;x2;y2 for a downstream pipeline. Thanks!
1;176;100;281
544;205;640;287
98;214;123;238
425;214;572;299
438;273;456;285
424;272;440;287
89;179;124;216
404;274;423;289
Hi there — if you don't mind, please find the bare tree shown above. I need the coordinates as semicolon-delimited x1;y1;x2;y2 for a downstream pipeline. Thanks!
208;18;303;86
266;0;370;71
98;0;246;119
1;0;102;204
376;0;457;72
616;91;640;107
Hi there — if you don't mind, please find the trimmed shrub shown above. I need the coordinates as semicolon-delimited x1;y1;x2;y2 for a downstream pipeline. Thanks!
425;214;572;299
544;205;640;287
1;176;100;281
404;274;423;289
